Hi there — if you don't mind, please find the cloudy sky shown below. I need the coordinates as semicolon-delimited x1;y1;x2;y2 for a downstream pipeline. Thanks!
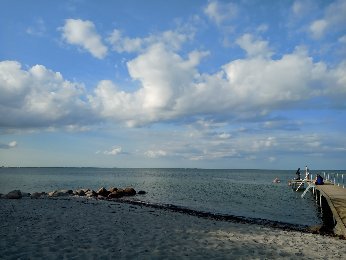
0;0;345;169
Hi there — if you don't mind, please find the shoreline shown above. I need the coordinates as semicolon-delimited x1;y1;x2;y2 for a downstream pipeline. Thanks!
1;197;345;259
0;190;336;235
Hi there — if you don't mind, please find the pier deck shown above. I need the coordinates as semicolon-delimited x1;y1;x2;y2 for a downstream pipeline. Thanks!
314;184;346;237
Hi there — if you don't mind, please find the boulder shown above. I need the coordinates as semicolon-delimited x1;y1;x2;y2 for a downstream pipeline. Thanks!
48;191;56;197
108;191;124;198
97;187;110;197
31;192;42;199
138;190;146;195
48;190;71;197
97;195;106;200
5;190;22;199
116;188;125;196
21;192;31;197
109;187;118;193
123;187;136;196
85;190;97;197
74;189;86;196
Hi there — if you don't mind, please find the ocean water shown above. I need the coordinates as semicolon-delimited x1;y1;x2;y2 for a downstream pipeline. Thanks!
1;167;340;227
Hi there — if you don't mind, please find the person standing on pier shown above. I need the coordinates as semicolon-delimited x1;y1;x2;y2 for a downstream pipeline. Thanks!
305;166;310;180
295;168;301;180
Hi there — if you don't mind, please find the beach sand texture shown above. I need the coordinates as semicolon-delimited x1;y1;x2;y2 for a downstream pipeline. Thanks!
1;197;345;259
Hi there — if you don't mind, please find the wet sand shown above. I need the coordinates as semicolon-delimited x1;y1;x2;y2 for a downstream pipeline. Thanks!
1;197;345;259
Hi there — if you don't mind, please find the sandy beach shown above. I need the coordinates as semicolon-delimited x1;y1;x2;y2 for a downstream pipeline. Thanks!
0;197;345;259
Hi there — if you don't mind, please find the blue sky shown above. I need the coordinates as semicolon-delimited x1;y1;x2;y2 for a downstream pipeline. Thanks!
0;0;345;169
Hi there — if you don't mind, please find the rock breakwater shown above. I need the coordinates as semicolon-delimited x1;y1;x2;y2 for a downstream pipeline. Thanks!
1;187;146;200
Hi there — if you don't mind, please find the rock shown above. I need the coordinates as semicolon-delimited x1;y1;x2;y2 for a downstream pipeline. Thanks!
109;187;118;193
48;191;56;197
123;187;136;196
97;195;106;200
138;190;146;195
31;192;42;199
108;191;124;198
74;189;86;196
85;190;97;197
5;190;22;199
97;187;110;197
48;190;71;197
21;192;31;197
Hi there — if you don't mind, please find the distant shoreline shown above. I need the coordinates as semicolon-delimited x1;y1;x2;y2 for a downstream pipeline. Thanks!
2;166;345;171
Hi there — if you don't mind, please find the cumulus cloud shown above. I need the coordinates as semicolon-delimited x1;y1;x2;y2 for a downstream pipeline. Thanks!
0;60;90;127
2;42;345;129
204;0;238;25
308;0;346;39
107;28;193;53
88;44;209;126
0;141;17;149
2;18;346;130
60;19;108;59
89;43;344;127
235;34;273;58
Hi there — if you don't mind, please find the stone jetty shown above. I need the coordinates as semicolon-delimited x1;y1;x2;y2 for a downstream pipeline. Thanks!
1;187;146;200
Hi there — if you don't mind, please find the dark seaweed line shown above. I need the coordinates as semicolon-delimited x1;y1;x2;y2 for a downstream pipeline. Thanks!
113;198;311;233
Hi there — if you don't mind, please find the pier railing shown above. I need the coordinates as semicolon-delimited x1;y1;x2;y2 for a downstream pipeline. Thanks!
321;172;345;189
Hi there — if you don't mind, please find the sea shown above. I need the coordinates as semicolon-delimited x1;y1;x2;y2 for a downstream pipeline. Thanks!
1;167;344;227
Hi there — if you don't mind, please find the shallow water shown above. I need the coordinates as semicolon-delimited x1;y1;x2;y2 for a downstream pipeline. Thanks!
1;167;340;226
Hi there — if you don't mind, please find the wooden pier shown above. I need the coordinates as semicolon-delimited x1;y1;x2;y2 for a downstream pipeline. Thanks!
291;172;346;236
313;183;346;237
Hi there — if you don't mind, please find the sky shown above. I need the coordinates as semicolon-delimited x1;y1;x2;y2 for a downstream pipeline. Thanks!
0;0;345;169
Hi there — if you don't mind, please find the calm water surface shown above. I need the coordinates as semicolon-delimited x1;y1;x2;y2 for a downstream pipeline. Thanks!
1;167;340;226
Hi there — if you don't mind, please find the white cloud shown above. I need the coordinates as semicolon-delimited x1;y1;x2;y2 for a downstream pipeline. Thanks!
107;29;143;53
127;44;207;110
0;141;17;149
292;0;314;16
103;146;122;156
2;40;345;130
235;34;273;58
309;19;328;39
107;28;192;53
204;0;238;25
60;19;108;59
218;132;231;139
145;149;167;158
8;141;17;148
252;137;277;151
88;43;345;127
0;60;89;127
268;156;276;162
309;0;346;39
89;44;209;126
256;24;269;33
